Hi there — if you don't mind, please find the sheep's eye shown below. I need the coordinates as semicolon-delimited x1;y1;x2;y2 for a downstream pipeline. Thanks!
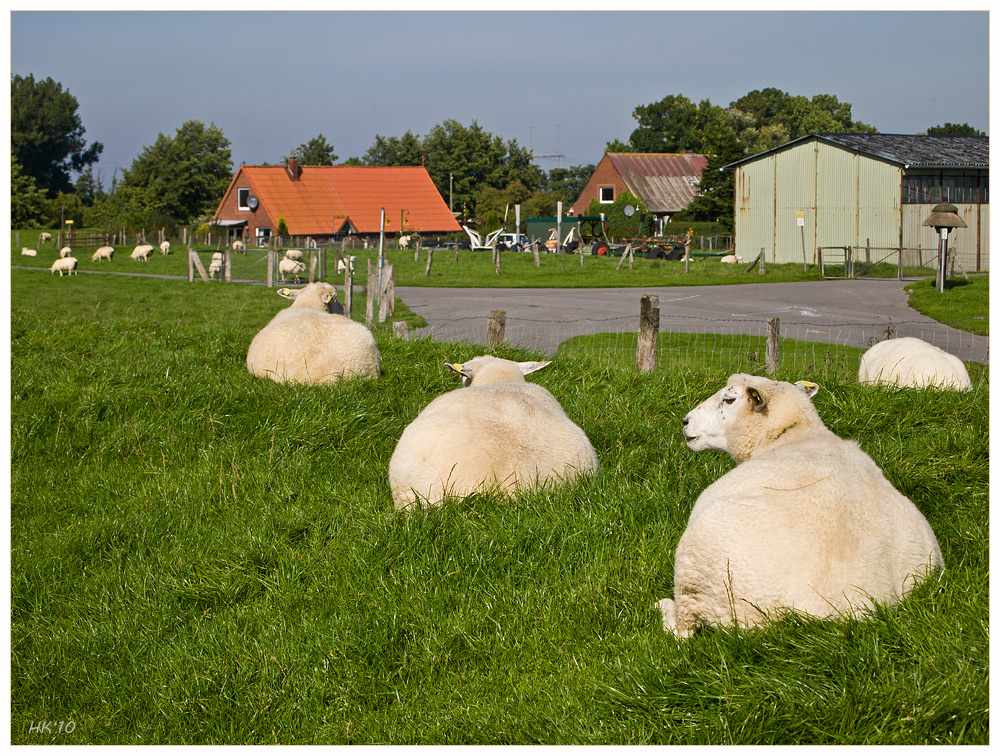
722;396;736;405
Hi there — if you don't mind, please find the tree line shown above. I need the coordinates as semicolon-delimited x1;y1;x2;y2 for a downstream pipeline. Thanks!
11;73;986;234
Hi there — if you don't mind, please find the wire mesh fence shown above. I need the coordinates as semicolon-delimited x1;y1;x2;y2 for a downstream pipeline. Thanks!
404;311;988;379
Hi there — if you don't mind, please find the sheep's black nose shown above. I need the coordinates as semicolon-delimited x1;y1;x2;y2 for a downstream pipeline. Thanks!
682;416;689;427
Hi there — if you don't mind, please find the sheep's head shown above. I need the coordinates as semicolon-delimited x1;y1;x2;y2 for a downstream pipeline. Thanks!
446;356;550;387
278;282;339;312
682;374;820;462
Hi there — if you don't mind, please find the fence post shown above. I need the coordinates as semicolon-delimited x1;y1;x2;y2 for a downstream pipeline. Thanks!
393;321;408;339
223;248;232;282
766;317;780;374
424;247;434;277
532;239;541;268
188;247;194;282
758;247;766;275
365;259;375;329
637;294;659;373
309;249;318;284
487;310;506;348
344;269;353;317
378;264;395;322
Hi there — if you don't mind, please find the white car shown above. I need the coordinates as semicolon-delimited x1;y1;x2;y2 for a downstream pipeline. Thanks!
496;233;530;251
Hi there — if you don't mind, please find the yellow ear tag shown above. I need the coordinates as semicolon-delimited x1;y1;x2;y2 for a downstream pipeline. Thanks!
748;388;764;405
801;381;817;389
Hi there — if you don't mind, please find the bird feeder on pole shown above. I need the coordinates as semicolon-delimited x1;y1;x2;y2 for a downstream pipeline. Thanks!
922;202;967;293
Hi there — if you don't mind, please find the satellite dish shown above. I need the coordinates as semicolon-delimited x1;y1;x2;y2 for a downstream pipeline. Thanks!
623;204;635;217
247;195;259;211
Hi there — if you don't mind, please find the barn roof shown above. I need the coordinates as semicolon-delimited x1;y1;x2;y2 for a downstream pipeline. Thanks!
605;153;708;213
723;133;990;171
214;164;460;235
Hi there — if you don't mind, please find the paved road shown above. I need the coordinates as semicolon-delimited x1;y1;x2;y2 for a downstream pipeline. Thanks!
397;279;989;363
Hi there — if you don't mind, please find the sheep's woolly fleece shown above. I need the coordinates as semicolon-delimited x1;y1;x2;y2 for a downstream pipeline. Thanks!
388;355;599;509
659;373;942;637
246;282;380;385
858;336;971;390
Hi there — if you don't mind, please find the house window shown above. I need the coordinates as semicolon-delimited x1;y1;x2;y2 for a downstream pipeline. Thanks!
599;186;614;204
238;188;250;210
257;228;271;244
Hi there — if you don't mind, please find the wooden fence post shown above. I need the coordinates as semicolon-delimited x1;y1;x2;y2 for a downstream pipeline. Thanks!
637;295;659;373
344;269;353;317
766;317;780;375
266;249;275;287
365;259;375;329
758;247;766;275
532;240;541;268
487;310;506;348
393;321;408;339
495;246;501;275
424;247;434;277
379;264;395;322
188;247;194;282
223;248;232;282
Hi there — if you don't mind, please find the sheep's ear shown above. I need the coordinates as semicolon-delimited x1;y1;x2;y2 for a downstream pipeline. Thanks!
518;360;551;375
277;288;297;300
795;380;820;399
445;362;470;378
746;385;768;412
322;292;336;305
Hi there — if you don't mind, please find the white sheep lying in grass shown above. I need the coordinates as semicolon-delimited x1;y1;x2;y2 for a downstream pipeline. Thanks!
658;373;942;638
858;337;971;390
278;257;307;282
59;246;72;258
160;241;171;254
20;247;37;257
284;249;304;262
50;256;78;276
91;246;114;262
246;282;380;385
719;254;740;264
38;232;52;245
131;244;154;262
388;356;599;509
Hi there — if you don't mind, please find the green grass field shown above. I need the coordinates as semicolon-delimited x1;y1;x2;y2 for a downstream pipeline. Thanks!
10;268;988;744
13;229;948;289
905;275;989;335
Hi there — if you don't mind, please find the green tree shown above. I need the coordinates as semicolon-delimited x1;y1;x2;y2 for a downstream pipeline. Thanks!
87;185;167;231
363;131;424;166
73;166;104;207
926;122;986;137
11;155;47;228
11;73;103;198
292;133;338;165
541;164;596;205
277;215;290;236
119;120;233;225
585;191;653;238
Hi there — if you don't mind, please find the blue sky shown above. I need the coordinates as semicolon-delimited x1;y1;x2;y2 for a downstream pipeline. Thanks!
8;9;991;187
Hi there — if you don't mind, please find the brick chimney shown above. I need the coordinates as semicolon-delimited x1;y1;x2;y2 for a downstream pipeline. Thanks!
286;156;302;180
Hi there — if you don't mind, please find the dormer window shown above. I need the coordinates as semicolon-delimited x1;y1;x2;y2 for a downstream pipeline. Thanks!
238;188;250;210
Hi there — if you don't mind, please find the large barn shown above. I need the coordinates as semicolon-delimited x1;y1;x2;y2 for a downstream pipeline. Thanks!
212;159;461;245
724;133;989;271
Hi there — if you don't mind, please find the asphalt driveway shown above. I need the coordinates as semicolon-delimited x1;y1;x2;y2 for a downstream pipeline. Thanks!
397;279;989;363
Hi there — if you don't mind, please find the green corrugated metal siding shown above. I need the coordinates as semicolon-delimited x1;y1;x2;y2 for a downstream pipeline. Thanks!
733;138;988;271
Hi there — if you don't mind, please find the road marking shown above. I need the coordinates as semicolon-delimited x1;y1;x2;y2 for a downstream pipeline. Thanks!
731;305;821;318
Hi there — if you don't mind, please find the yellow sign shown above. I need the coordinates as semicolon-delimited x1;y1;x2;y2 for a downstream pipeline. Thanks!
795;210;805;227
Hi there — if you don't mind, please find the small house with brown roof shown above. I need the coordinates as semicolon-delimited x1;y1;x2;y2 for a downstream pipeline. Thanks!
212;158;461;244
570;152;708;234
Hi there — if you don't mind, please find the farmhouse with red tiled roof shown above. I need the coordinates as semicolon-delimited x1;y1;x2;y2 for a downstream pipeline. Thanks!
213;158;461;244
571;152;707;234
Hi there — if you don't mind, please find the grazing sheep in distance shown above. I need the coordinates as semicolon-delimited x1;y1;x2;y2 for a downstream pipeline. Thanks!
336;255;356;275
160;241;171;254
20;248;37;257
284;249;304;262
278;257;307;282
398;234;412;249
388;356;599;509
38;232;52;245
246;282;380;385
858;337;971;390
59;246;72;258
50;256;78;276
209;252;224;279
658;373;943;638
91;246;114;262
131;244;154;262
232;240;244;252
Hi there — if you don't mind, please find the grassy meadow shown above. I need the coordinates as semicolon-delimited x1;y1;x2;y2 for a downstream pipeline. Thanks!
13;229;948;289
10;267;989;744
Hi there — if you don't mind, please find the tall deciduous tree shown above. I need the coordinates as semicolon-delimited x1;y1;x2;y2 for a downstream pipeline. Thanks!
119;120;232;224
926;123;986;136
292;133;338;165
363;131;424;167
11;73;103;198
11;155;48;228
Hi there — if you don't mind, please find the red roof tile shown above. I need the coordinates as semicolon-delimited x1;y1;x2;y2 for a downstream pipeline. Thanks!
216;164;460;235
